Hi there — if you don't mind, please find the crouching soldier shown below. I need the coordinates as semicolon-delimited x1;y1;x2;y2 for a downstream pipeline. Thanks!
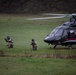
31;39;37;50
4;36;13;48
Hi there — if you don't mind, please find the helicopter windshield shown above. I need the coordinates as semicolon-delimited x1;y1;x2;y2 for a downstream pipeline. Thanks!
49;28;63;37
49;28;59;36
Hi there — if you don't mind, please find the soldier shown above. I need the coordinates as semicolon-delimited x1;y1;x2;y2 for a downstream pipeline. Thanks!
30;39;37;50
4;36;13;48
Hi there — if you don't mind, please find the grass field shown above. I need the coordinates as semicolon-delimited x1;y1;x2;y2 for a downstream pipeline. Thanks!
0;14;76;75
0;57;76;75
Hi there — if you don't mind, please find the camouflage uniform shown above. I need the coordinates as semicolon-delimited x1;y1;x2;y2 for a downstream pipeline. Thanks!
31;39;37;50
4;36;13;48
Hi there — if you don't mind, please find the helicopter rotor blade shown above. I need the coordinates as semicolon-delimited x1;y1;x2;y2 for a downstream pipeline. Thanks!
26;16;65;20
26;13;76;20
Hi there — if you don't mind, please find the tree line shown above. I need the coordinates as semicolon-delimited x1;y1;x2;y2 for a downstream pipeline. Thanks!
0;0;76;14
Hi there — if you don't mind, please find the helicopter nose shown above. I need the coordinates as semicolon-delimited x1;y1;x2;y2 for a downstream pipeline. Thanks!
44;36;51;43
44;39;49;43
44;36;56;44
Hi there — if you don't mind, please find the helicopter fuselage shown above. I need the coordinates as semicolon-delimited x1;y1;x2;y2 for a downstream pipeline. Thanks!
44;21;76;48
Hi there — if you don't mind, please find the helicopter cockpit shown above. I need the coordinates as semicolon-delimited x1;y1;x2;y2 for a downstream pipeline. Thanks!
49;27;64;40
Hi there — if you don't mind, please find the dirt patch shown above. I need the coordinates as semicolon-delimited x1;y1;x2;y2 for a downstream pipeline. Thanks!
3;53;76;59
0;51;5;57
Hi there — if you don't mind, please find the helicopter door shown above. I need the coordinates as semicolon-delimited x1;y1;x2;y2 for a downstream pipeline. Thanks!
68;30;75;38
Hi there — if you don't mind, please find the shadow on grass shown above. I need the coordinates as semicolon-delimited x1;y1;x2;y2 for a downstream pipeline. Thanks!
53;48;76;50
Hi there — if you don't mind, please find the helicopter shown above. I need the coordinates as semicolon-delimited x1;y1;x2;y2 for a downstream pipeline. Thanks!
44;14;76;49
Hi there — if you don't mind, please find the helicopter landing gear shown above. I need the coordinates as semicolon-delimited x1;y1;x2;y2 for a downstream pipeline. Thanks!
53;44;57;49
68;44;72;49
53;42;61;49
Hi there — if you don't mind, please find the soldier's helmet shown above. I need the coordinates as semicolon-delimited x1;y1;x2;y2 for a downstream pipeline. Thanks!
7;36;10;39
32;39;34;41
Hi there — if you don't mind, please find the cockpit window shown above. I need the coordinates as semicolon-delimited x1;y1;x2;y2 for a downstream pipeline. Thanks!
55;29;63;36
49;28;59;37
49;28;63;37
63;30;68;37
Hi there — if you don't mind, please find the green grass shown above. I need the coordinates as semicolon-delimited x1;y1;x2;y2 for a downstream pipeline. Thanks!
0;14;76;55
0;14;72;52
0;57;76;75
0;14;76;75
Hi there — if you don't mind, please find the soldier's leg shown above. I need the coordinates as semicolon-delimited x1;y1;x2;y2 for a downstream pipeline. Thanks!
34;45;37;50
33;45;37;50
8;43;10;48
32;45;34;50
10;44;13;48
10;43;13;48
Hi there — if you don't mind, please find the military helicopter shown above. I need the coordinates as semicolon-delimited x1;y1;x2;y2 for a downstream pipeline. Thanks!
44;14;76;49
